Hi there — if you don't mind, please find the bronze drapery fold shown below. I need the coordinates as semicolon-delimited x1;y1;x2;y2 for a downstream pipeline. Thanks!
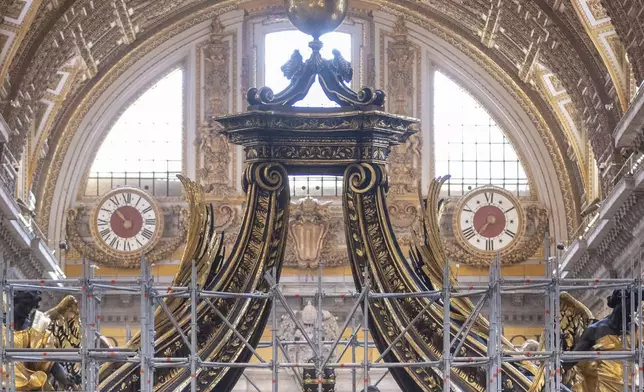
97;164;290;392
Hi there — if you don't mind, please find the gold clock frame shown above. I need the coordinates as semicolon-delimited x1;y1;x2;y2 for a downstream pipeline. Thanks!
452;185;527;259
89;186;165;258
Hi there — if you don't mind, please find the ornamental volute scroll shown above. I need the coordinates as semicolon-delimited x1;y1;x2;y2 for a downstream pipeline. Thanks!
212;2;435;391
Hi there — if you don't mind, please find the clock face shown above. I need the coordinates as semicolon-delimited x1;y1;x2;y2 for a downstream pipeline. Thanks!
92;188;162;254
456;188;522;252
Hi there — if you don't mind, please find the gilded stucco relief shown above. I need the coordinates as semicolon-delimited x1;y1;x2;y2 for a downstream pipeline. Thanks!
197;17;237;197
384;16;421;196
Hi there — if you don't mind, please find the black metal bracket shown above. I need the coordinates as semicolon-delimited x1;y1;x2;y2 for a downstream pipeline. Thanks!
247;39;385;108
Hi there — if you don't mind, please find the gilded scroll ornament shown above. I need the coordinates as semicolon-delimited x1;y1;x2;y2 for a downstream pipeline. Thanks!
344;167;545;391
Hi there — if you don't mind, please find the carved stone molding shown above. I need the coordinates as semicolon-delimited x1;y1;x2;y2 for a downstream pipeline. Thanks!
385;16;421;195
600;0;644;84
196;16;237;196
283;197;346;269
0;223;44;279
387;199;420;229
570;191;644;279
286;196;332;269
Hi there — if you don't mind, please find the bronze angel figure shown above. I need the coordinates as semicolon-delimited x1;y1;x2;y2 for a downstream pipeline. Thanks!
412;176;640;392
1;291;111;391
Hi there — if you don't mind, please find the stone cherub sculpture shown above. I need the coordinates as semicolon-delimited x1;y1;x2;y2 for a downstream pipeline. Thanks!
278;301;340;364
278;301;340;391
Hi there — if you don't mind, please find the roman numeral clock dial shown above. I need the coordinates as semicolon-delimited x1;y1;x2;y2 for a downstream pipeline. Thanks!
454;187;524;255
92;188;163;256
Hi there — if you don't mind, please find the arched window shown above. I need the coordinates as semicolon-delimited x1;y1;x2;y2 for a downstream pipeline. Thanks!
85;68;184;197
265;30;351;195
434;71;529;196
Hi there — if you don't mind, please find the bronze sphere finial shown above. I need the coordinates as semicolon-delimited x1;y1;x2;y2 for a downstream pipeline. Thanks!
285;0;348;39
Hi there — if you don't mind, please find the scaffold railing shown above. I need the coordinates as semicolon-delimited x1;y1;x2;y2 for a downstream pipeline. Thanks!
1;245;644;392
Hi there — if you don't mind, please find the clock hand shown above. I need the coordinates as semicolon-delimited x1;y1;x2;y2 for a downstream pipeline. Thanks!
477;222;490;234
114;209;133;229
477;215;497;235
115;210;127;222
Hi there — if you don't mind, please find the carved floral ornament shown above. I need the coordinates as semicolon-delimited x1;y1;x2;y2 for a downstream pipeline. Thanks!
196;16;237;197
385;16;422;195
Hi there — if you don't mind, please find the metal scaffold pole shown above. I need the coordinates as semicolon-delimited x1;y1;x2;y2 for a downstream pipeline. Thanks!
544;235;555;392
553;249;562;392
636;247;644;392
0;253;13;392
140;254;153;392
443;256;451;390
190;259;199;392
487;253;502;392
317;262;323;392
363;263;370;391
271;268;278;392
3;240;644;391
80;258;99;390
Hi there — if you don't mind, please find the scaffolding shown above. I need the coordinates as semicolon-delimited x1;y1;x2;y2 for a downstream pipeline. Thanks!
1;244;644;392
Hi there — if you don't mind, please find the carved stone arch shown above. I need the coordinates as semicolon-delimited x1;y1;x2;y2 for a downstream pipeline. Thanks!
42;21;209;254
36;2;584;258
374;11;575;243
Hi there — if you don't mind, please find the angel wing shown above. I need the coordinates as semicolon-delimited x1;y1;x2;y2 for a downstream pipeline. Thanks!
281;50;304;80
559;292;594;351
559;292;595;387
529;292;596;391
46;295;81;348
46;295;82;385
